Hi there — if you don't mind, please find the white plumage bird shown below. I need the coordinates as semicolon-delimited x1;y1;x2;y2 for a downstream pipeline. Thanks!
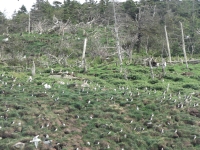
44;83;51;89
2;38;9;42
30;135;41;148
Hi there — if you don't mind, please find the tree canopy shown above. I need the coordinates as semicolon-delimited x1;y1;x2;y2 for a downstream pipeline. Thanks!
1;0;200;56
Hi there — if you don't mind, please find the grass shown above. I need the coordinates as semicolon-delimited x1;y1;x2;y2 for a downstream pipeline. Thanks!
0;42;200;149
0;30;200;150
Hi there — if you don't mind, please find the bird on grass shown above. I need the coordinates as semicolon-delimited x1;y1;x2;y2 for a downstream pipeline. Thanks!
27;76;33;82
43;140;52;146
2;37;8;42
175;129;177;133
30;135;41;149
107;144;110;149
161;129;164;134
194;135;197;140
87;141;90;146
44;83;51;89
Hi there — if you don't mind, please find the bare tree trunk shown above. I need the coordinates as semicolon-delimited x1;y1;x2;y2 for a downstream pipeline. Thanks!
191;45;194;58
153;5;156;18
164;25;171;63
31;61;36;76
162;58;166;76
145;35;149;54
129;48;132;63
6;27;9;35
112;0;123;69
149;58;154;79
161;42;166;77
135;7;142;53
28;12;31;34
82;37;87;72
180;21;188;68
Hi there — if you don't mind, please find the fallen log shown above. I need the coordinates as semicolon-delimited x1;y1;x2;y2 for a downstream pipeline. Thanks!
170;59;200;64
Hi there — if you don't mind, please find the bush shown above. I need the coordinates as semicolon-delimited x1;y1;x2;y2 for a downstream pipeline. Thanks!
128;74;142;80
148;79;158;84
182;84;199;90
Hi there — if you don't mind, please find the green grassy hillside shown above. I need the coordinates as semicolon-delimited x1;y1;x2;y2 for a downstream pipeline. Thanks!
0;61;200;150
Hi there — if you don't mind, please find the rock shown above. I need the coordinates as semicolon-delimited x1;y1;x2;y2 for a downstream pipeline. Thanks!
13;142;25;149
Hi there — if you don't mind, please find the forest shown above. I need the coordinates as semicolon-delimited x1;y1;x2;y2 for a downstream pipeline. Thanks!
1;0;200;61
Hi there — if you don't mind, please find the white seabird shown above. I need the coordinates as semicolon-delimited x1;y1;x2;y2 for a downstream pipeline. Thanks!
30;135;41;148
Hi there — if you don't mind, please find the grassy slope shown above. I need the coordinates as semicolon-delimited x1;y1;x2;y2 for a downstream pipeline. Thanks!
1;30;200;150
0;61;200;150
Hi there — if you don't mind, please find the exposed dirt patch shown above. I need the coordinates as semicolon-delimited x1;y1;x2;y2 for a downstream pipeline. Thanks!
109;104;126;114
188;108;200;117
181;72;193;76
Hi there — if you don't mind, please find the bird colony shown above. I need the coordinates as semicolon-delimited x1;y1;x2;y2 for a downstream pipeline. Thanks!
0;64;200;150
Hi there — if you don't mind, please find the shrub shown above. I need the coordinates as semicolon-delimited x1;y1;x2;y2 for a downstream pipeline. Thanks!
182;84;199;90
148;79;159;84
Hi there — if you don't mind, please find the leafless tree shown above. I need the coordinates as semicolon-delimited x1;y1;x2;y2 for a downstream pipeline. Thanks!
112;0;123;72
180;21;188;68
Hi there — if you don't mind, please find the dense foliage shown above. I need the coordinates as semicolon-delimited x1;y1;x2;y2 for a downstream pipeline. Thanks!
1;0;200;150
1;0;200;57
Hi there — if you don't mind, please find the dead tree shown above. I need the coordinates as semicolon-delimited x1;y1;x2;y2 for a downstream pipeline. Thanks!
144;57;159;67
112;0;123;72
28;12;31;34
180;21;188;68
161;58;166;76
31;61;36;76
149;57;154;79
164;25;171;63
81;30;88;72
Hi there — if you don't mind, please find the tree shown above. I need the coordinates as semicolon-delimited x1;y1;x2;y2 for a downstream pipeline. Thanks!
31;0;54;20
0;11;7;34
62;0;81;23
53;1;62;8
112;0;123;69
11;7;29;33
123;0;138;20
40;0;54;19
99;0;109;15
18;5;27;14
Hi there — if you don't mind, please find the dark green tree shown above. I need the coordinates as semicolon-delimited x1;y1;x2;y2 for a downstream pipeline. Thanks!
31;0;54;20
0;11;7;34
53;1;62;8
62;0;80;23
123;0;138;20
40;0;54;19
99;0;108;15
17;5;27;14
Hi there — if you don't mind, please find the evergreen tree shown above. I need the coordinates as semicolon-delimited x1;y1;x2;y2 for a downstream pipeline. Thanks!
53;1;62;8
0;11;7;34
17;5;27;14
99;0;106;14
62;0;80;23
123;0;138;20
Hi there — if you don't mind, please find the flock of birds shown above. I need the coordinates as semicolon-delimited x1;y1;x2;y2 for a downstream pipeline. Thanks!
0;68;200;149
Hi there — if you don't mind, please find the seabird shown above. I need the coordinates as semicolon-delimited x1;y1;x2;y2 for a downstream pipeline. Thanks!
30;135;41;149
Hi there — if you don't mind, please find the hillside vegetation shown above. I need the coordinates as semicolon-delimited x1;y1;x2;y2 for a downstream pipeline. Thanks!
0;57;200;150
1;0;200;150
